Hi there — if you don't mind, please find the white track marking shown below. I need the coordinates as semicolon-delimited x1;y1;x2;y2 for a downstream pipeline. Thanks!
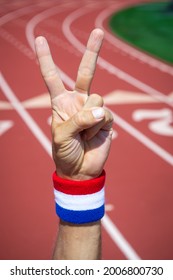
104;90;160;105
0;100;12;110
105;204;114;212
0;120;14;136
102;214;140;260
133;109;173;137
25;3;141;259
62;7;173;107
22;93;50;109
0;73;52;157
95;4;173;76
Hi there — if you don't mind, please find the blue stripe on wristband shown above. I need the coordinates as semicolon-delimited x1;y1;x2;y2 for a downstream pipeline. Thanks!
55;203;105;224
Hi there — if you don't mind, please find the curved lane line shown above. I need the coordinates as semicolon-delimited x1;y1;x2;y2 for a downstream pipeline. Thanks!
62;6;173;107
0;5;36;26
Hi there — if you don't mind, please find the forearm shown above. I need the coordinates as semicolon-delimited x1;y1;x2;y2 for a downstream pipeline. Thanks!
53;220;101;260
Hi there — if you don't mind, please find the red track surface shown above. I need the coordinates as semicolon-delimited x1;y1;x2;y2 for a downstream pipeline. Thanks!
0;0;173;260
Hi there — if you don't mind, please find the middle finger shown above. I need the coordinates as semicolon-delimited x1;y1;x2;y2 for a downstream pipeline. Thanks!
75;28;104;94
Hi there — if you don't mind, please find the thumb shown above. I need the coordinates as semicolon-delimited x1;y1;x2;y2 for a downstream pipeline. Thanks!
60;107;105;137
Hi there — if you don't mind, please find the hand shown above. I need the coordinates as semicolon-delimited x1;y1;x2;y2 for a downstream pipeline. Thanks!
35;29;113;180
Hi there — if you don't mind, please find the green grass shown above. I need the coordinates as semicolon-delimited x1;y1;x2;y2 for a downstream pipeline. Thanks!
109;2;173;64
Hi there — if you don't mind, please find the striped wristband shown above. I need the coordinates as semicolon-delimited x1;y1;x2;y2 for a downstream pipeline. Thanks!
53;170;106;224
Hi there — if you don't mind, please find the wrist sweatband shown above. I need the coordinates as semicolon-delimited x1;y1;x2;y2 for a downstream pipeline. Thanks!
53;170;106;224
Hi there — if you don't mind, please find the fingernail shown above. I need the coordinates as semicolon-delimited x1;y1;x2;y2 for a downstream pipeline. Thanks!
92;108;105;119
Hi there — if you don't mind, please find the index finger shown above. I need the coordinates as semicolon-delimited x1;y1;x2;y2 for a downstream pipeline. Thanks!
35;36;65;100
75;28;104;94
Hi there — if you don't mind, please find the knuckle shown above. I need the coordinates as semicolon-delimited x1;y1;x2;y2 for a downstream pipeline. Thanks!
79;66;93;77
53;132;61;145
52;125;63;145
105;109;114;122
53;134;60;145
43;67;58;79
72;113;81;128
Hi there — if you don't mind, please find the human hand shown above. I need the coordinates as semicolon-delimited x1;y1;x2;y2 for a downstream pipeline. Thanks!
35;29;113;180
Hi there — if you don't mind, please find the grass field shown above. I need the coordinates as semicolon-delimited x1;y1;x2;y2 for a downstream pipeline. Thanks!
109;2;173;64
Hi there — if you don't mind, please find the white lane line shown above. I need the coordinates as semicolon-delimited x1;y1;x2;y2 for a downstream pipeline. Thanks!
25;3;141;260
95;4;173;76
0;5;36;26
0;120;14;136
62;6;173;107
0;73;52;157
102;214;141;260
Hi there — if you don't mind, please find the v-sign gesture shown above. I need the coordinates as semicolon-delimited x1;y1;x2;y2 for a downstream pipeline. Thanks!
35;29;113;180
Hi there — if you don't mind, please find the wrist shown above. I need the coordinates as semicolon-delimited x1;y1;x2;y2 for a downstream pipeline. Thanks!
55;169;103;181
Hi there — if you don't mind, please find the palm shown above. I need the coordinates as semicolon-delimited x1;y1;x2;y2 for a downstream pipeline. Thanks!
35;29;112;179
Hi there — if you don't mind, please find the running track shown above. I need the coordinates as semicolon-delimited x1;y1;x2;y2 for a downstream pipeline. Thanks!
0;0;173;260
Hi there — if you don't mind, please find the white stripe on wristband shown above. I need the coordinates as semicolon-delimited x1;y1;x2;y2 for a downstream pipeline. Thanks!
54;187;105;211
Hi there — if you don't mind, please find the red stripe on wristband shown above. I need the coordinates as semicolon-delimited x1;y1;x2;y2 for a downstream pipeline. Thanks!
53;170;106;195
